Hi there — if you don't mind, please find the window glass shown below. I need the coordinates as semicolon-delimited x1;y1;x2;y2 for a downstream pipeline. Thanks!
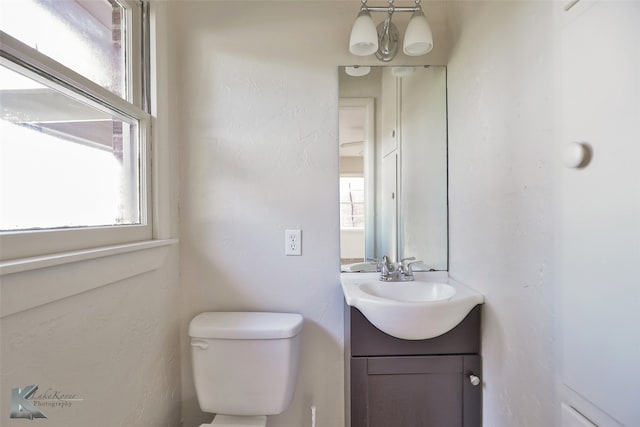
0;64;140;231
340;176;365;229
0;0;126;99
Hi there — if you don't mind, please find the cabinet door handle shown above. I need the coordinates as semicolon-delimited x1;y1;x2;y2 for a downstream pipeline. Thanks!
468;374;481;386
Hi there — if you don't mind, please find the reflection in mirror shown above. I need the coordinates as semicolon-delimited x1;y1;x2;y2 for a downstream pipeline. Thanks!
339;66;447;272
339;98;375;266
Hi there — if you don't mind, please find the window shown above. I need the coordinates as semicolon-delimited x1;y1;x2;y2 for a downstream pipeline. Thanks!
0;0;128;99
0;0;150;260
0;64;141;231
340;176;365;229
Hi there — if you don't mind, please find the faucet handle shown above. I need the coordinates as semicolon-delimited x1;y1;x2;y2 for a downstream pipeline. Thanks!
400;257;416;268
380;255;396;275
400;257;416;272
404;260;423;277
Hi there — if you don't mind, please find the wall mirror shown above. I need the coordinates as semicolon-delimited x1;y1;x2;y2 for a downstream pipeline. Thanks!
339;66;447;272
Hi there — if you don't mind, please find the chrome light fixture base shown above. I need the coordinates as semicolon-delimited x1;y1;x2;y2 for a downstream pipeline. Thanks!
375;17;399;62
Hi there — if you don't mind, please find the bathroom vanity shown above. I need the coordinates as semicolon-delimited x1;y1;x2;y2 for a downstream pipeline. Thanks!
342;272;483;427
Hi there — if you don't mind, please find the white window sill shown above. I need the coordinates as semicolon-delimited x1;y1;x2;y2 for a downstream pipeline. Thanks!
0;239;178;318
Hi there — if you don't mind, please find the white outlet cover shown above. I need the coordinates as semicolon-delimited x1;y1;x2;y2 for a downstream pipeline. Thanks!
285;229;301;256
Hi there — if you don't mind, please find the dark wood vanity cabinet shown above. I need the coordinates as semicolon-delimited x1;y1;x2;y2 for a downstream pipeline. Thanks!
346;305;482;427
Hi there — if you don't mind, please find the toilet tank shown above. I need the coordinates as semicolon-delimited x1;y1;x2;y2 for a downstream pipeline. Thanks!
189;312;303;416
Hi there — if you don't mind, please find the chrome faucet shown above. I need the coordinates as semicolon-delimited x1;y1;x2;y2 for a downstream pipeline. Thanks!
379;256;422;282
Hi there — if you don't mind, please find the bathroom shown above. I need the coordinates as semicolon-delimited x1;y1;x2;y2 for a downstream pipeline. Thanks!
0;0;638;426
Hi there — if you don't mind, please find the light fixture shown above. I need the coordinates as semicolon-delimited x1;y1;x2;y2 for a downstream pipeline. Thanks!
349;0;433;62
345;66;372;77
349;7;378;56
391;66;415;77
403;8;433;56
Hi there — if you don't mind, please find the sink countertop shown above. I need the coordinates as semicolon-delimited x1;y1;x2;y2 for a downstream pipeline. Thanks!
341;271;484;340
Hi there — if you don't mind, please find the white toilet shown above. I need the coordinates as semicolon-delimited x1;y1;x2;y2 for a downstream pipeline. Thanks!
189;311;304;427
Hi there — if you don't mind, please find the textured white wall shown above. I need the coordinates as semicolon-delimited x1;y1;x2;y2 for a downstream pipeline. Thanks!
171;2;449;426
0;4;182;426
447;2;557;426
399;66;447;268
340;229;365;260
0;255;182;427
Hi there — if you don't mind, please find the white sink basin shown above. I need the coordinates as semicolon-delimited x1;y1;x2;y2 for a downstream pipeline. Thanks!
360;282;456;302
341;272;484;340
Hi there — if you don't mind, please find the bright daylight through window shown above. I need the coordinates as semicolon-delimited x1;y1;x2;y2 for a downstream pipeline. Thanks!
340;177;365;229
0;0;150;259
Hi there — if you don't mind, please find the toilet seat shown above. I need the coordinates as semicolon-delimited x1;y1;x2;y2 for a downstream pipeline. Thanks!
201;415;267;427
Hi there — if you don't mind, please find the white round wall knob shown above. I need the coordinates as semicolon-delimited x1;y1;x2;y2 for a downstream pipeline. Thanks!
563;142;588;168
469;374;481;386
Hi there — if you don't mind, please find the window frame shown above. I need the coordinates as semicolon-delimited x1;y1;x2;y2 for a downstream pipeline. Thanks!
339;175;366;230
0;0;152;261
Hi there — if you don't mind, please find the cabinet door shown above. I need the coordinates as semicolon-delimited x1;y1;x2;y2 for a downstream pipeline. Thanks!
380;153;397;260
380;67;398;157
351;355;481;427
557;1;640;425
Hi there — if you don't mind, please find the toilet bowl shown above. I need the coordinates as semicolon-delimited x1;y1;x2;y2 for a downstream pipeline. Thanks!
189;312;303;427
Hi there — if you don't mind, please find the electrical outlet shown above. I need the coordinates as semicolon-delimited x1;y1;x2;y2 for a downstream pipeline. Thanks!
285;229;302;256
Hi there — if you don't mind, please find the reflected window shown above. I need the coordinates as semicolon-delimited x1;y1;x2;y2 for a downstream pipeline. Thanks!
340;176;365;229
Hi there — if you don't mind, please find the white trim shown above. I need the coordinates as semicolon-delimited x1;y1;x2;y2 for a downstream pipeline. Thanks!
123;0;144;108
0;238;175;275
0;32;148;120
148;1;175;240
0;239;177;318
0;225;153;261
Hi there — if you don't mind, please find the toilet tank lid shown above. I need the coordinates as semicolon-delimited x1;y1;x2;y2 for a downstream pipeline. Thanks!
189;312;304;339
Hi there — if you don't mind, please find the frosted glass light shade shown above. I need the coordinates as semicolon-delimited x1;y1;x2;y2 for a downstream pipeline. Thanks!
349;10;378;56
391;66;415;77
345;66;371;77
403;10;433;56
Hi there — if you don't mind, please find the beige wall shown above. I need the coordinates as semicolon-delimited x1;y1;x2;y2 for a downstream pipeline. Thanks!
448;1;639;425
339;156;364;176
11;1;638;426
0;4;182;426
447;1;557;426
448;1;557;426
0;255;182;426
171;1;449;426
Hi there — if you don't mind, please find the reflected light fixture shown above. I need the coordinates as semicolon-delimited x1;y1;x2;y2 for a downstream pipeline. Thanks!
348;0;433;62
391;66;415;77
345;66;372;77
